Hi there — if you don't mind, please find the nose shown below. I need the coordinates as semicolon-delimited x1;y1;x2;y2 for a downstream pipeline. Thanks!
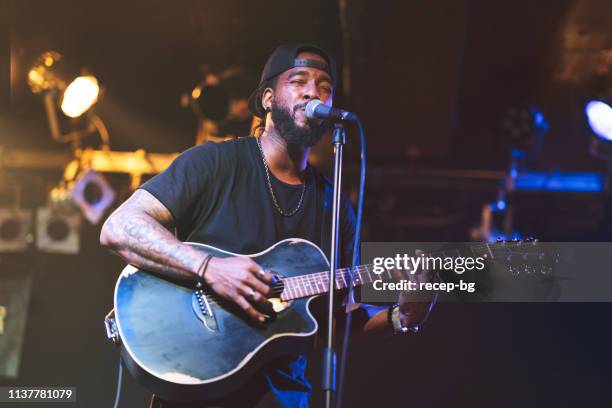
302;80;320;101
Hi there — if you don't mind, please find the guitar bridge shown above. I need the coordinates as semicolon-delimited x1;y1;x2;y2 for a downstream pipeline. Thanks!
192;286;218;332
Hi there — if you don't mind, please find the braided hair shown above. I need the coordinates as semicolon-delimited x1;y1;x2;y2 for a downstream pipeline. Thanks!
251;77;278;136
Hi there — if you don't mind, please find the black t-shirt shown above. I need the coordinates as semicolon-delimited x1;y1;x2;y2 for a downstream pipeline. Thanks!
140;136;357;407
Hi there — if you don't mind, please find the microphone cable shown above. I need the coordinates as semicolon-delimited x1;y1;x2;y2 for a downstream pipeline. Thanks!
113;356;124;408
336;117;366;408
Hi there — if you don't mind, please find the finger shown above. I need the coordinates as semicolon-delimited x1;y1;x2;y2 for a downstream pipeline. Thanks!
235;295;266;323
246;260;275;285
414;249;429;275
241;285;275;316
245;273;272;296
256;268;275;285
390;266;406;281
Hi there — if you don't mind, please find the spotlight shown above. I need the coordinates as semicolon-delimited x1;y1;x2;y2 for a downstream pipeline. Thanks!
586;100;612;141
0;209;33;252
181;67;254;144
48;168;116;225
28;52;100;117
61;76;100;118
36;207;81;254
586;99;612;163
69;169;116;225
27;51;107;147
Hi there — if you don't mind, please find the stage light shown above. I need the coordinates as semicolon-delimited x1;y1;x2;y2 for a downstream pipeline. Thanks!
0;209;33;252
48;167;116;225
69;169;116;225
36;207;81;254
585;100;612;141
28;51;107;147
28;52;99;114
27;51;65;93
181;67;254;144
61;76;100;118
501;104;549;161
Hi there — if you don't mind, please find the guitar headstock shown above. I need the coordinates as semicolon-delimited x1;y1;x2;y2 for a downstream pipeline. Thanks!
487;237;556;277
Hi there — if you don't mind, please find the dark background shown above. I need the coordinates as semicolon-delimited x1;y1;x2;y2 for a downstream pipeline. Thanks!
1;0;612;407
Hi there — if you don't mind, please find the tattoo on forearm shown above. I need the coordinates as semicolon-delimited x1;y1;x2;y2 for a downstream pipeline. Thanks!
102;190;205;281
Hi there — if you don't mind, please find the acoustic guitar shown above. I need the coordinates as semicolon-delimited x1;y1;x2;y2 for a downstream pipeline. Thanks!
106;238;549;402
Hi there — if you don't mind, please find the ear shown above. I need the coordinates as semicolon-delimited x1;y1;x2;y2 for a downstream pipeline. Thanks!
261;87;274;113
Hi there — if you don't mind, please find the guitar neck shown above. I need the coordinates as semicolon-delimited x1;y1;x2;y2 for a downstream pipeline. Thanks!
279;264;374;301
279;242;507;301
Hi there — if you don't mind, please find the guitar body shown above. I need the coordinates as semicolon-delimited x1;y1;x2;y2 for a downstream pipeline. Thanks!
114;238;329;403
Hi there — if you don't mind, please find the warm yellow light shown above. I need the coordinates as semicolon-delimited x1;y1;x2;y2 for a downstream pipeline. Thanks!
192;86;201;99
28;68;41;83
28;51;63;93
61;76;100;118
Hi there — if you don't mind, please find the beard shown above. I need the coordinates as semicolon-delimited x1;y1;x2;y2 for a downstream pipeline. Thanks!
270;99;332;147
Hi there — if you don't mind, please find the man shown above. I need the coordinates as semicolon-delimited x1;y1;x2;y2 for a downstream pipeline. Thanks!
100;44;434;407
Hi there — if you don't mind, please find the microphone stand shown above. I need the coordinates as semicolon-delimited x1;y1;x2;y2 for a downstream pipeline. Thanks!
323;122;346;408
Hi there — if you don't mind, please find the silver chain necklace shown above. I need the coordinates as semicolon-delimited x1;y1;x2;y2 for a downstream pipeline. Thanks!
256;137;307;217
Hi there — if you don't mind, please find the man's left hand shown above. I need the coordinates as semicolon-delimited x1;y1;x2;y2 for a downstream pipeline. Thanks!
396;250;438;329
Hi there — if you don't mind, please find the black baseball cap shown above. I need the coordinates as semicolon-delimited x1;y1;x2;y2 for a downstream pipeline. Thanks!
248;44;337;118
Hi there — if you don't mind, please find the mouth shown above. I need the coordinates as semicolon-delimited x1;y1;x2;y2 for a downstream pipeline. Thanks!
294;103;308;113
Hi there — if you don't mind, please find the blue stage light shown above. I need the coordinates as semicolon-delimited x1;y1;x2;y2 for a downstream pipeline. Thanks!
586;100;612;141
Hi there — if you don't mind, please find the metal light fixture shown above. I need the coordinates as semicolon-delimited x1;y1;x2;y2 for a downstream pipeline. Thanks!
0;209;33;252
36;207;81;254
27;51;108;148
48;163;116;225
501;104;550;162
28;51;100;117
69;169;116;225
181;67;254;144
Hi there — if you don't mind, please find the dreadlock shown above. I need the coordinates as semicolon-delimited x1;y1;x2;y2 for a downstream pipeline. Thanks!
251;76;278;136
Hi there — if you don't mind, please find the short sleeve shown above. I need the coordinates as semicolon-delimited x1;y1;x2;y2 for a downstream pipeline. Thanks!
139;143;222;223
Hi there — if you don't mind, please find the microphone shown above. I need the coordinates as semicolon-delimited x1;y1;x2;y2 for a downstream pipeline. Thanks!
305;99;358;122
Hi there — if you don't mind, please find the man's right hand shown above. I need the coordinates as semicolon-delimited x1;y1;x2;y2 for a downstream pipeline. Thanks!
203;256;276;323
